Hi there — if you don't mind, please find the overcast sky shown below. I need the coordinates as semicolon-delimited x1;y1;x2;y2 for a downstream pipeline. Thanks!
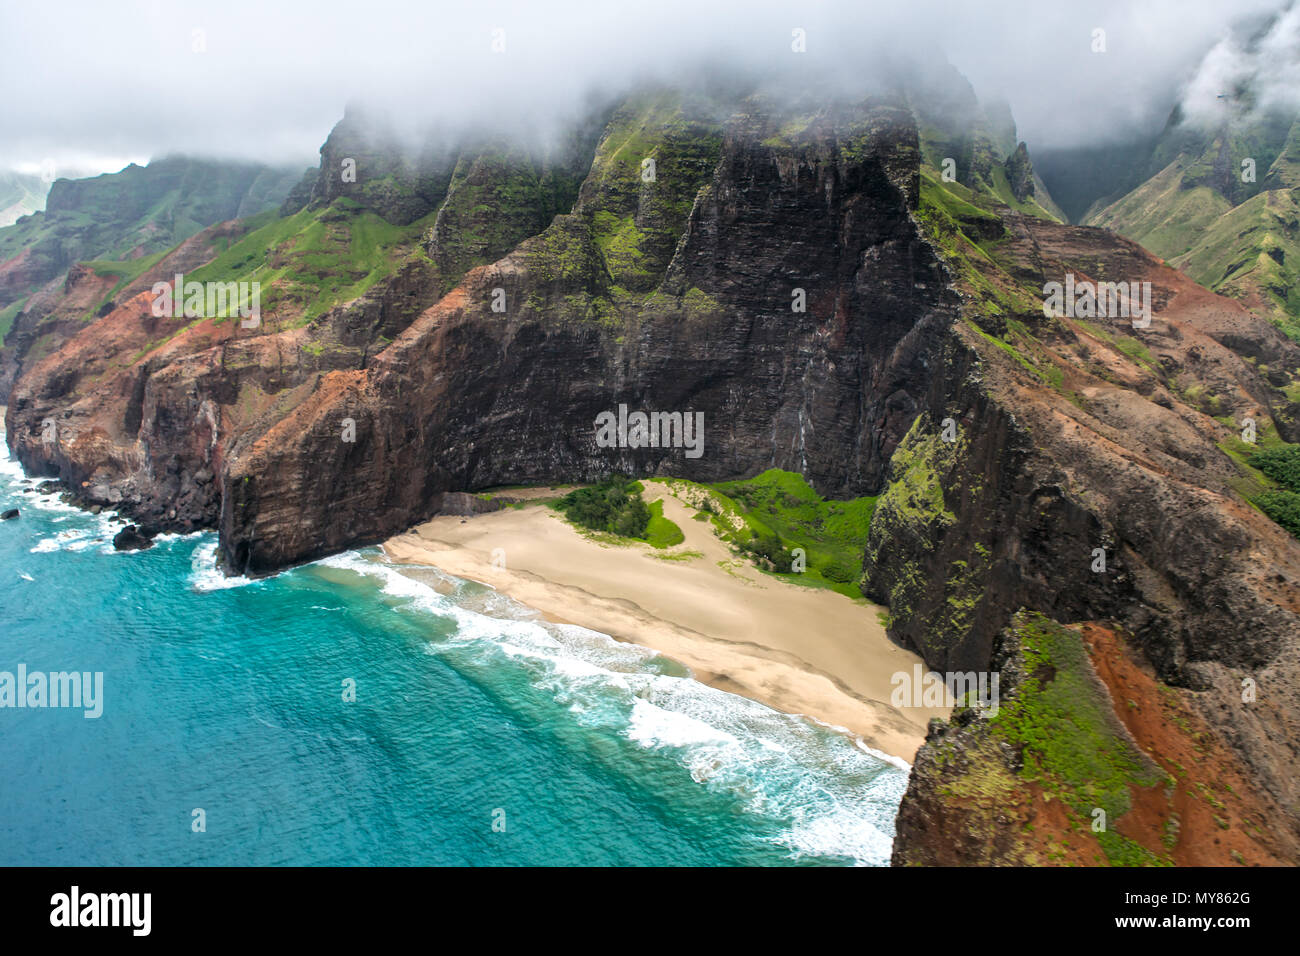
0;0;1292;177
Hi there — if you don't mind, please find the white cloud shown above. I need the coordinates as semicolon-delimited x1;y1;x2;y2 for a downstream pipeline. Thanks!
0;0;1292;170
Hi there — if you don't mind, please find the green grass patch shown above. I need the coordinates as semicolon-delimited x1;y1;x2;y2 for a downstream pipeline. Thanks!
185;202;435;328
652;548;702;562
705;469;876;597
78;250;168;318
644;499;685;548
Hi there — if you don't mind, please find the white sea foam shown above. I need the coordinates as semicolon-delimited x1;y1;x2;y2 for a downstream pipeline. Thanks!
188;539;263;591
854;737;913;773
0;433;23;481
627;695;741;750
775;801;897;865
317;547;910;866
21;503;121;553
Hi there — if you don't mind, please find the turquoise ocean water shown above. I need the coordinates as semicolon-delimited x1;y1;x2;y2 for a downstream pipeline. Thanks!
0;425;909;865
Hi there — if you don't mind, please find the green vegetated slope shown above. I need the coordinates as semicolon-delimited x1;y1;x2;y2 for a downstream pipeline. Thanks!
0;157;300;282
178;133;597;331
915;107;1065;224
184;201;435;327
522;89;724;328
75;251;169;318
915;168;1048;325
425;146;590;296
863;414;970;636
1088;113;1300;342
991;613;1170;865
710;470;877;596
550;468;877;598
1171;188;1300;340
904;166;1300;563
1087;160;1232;257
38;197;439;352
166;93;707;343
654;470;877;598
0;157;304;350
921;611;1173;866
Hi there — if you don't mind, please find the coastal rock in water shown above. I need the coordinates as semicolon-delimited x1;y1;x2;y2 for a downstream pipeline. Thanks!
0;508;17;520
112;525;155;551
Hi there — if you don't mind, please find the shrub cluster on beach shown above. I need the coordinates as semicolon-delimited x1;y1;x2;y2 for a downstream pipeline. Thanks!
552;469;874;591
555;474;651;538
553;475;685;548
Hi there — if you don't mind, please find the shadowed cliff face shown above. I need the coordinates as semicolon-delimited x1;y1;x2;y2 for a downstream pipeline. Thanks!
217;98;953;573
3;95;953;572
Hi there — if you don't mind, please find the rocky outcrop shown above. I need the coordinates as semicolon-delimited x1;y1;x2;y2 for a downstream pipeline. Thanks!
864;207;1300;859
1004;142;1035;201
892;613;1300;866
112;525;155;551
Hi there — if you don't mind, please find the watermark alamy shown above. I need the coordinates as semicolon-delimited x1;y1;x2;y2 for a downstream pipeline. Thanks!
1042;273;1152;329
0;665;103;718
151;272;261;328
891;664;1000;716
594;403;704;459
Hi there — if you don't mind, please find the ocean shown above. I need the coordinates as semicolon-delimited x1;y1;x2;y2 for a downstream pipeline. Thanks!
0;425;909;866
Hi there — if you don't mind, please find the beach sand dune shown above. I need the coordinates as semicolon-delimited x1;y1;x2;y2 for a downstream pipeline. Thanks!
384;481;947;762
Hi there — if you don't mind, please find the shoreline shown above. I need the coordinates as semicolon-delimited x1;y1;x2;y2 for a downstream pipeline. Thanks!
383;481;947;763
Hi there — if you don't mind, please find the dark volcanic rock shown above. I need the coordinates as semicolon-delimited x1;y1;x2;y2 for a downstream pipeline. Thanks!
436;492;510;517
112;525;154;551
0;508;17;520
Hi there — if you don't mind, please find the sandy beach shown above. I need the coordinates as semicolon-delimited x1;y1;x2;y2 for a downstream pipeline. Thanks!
383;481;947;762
